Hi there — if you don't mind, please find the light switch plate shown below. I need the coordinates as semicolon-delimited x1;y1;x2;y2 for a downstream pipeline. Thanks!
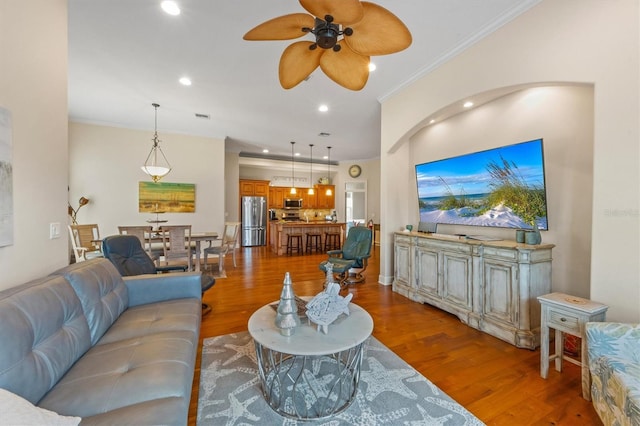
50;222;61;239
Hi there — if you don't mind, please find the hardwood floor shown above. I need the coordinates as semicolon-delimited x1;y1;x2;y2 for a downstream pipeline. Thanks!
189;245;602;425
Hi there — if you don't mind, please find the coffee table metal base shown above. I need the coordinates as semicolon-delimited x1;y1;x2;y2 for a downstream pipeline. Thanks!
253;339;367;420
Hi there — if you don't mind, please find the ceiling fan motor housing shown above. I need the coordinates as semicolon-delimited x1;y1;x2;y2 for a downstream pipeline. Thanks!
313;17;340;49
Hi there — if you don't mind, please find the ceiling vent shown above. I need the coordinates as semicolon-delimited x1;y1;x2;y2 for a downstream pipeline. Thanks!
195;113;210;119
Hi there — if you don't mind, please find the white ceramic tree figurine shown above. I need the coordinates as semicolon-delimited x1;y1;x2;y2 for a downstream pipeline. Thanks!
274;272;300;336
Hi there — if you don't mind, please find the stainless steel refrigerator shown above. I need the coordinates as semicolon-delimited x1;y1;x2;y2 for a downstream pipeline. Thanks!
241;196;267;246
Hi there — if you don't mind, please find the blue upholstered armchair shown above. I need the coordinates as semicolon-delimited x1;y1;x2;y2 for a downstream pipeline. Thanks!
102;234;215;314
319;226;372;286
585;322;640;425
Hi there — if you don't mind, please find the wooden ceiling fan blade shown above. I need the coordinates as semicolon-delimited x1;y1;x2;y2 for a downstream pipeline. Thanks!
344;2;412;56
299;0;363;25
319;43;369;91
244;14;315;40
279;41;323;89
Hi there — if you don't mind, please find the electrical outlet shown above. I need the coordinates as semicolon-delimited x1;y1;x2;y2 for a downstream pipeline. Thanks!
50;222;61;239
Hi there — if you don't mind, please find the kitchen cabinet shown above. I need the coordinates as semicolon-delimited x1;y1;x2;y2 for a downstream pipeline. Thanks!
301;189;317;209
240;179;269;197
393;232;554;349
268;187;286;209
314;185;335;209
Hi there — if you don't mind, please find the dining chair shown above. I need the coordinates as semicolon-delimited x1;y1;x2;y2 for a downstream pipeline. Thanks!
159;225;195;271
68;224;103;262
203;222;241;274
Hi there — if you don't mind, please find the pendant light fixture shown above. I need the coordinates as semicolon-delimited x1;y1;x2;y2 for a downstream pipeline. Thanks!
290;141;297;195
141;103;172;182
326;146;333;196
308;144;315;195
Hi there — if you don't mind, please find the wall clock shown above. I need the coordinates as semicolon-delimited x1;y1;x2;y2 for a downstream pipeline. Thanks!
349;164;362;178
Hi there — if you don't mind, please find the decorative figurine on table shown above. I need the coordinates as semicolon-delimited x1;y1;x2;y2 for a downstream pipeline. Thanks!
306;265;353;334
275;272;301;336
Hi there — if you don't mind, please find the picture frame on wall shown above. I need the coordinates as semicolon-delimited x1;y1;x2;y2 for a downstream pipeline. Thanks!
138;181;196;213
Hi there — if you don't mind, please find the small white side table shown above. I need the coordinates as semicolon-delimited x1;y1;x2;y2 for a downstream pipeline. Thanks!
537;292;608;400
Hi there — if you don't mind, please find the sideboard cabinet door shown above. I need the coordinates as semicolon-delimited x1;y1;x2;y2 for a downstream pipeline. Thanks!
393;234;413;299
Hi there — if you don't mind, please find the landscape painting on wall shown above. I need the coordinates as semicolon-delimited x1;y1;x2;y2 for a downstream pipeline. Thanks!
0;107;13;247
139;182;196;213
415;138;548;230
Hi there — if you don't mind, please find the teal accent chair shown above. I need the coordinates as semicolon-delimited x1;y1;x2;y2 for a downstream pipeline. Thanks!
319;226;372;286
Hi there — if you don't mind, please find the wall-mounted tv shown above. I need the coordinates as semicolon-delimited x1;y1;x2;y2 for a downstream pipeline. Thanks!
415;138;548;230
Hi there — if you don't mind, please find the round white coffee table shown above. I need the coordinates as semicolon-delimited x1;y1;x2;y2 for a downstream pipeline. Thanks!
248;299;373;420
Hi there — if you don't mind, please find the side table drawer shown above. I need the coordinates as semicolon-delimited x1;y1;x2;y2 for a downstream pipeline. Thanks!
548;309;580;332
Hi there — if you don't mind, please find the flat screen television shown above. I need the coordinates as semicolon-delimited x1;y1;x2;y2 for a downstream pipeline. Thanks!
415;138;548;230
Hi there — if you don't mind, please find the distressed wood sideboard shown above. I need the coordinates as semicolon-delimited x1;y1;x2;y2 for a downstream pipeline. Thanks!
393;232;554;349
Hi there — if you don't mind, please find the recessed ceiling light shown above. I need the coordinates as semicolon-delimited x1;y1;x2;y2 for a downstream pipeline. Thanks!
368;62;377;72
429;119;435;124
262;149;269;153
318;104;329;112
179;77;191;86
318;132;331;137
295;152;301;156
161;1;180;16
463;101;474;108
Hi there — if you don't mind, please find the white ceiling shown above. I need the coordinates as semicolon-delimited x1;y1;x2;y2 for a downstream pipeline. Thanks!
68;0;540;163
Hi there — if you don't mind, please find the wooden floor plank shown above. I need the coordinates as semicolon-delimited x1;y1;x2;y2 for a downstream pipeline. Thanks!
188;245;602;425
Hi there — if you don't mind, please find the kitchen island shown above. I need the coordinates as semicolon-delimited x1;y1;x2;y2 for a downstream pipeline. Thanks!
269;221;346;255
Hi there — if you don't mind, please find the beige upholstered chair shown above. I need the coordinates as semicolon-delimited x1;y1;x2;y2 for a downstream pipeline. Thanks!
68;224;103;262
159;225;195;271
203;222;241;274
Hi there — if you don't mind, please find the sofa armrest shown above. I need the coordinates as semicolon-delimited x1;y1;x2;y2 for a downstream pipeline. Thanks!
124;272;202;307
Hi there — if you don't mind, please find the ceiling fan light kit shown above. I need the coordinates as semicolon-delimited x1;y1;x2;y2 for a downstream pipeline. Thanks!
244;0;411;91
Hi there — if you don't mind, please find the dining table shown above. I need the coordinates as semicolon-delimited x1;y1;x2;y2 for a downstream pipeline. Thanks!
190;232;219;272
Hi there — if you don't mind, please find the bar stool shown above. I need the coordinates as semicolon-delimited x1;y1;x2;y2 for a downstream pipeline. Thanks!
305;233;322;253
286;233;303;255
324;232;341;252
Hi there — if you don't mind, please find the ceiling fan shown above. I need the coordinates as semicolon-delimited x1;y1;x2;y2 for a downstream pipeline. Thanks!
243;0;412;91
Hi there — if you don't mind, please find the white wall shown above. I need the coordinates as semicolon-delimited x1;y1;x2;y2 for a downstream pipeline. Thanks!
69;122;226;237
225;150;240;222
0;0;69;290
380;0;639;321
334;159;381;225
410;85;594;298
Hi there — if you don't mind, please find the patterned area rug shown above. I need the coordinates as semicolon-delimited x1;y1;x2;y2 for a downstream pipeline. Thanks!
197;332;484;425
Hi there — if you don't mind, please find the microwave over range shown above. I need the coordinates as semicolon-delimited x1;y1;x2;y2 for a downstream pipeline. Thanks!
284;198;303;209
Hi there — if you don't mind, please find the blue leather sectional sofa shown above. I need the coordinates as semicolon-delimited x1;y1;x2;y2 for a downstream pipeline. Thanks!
0;258;202;425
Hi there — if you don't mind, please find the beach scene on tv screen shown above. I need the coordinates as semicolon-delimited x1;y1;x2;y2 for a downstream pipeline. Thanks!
416;139;548;230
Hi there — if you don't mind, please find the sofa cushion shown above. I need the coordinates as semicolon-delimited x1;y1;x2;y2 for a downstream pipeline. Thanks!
52;259;128;345
0;275;91;404
38;329;197;423
97;298;201;345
